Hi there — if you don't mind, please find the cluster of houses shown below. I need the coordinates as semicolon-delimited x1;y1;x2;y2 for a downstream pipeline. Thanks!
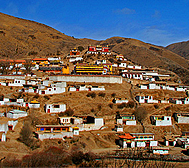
0;76;106;95
0;45;189;156
0;109;28;141
121;70;170;82
135;95;189;105
0;57;69;75
0;97;40;109
35;116;104;141
137;82;187;92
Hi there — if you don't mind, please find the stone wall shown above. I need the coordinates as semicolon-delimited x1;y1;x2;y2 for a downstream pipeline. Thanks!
49;75;122;84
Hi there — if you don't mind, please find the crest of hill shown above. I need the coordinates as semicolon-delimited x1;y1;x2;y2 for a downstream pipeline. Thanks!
0;12;98;59
166;40;189;60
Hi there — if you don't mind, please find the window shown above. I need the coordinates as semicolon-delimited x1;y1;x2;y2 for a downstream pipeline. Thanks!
49;89;51;91
54;104;60;108
54;88;56;91
167;118;169;120
18;81;20;83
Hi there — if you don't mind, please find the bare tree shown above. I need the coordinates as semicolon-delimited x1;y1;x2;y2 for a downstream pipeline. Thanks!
24;59;33;74
133;107;147;132
0;61;10;75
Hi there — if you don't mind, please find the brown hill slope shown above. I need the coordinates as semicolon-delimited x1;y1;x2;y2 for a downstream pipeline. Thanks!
1;12;189;83
0;12;97;59
166;40;189;60
100;37;189;84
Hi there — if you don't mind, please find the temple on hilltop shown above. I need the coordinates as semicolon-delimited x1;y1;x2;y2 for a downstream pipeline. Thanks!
86;45;111;55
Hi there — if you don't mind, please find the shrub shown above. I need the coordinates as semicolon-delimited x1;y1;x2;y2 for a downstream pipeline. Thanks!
71;151;85;166
165;106;171;111
34;93;39;99
44;95;50;100
154;104;159;109
78;46;84;51
19;121;33;146
108;103;113;109
127;101;135;108
117;103;127;109
97;104;102;111
133;107;147;124
86;92;96;98
98;92;106;97
64;108;74;116
111;93;116;98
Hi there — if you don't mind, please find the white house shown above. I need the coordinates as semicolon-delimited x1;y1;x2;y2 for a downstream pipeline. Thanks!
28;100;40;108
69;57;83;63
39;86;65;95
135;95;158;104
45;103;66;114
36;125;75;141
59;117;75;125
169;97;189;104
174;113;189;124
0;132;6;141
118;62;127;68
8;79;26;87
152;147;169;155
112;98;129;104
151;115;172;126
127;65;142;70
0;117;18;134
7;109;28;119
116;114;136;126
122;72;143;80
119;133;158;148
68;85;105;92
95;60;106;65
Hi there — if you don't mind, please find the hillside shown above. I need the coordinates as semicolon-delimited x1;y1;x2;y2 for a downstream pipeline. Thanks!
0;12;97;59
166;40;189;60
1;12;189;83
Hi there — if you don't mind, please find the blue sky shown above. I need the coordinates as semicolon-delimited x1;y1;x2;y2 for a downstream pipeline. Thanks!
0;0;189;46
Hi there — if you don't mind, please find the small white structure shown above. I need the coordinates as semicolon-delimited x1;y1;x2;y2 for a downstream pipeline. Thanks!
119;133;158;148
112;98;129;104
7;110;28;119
68;85;105;92
118;62;127;68
122;72;143;80
95;60;106;65
28;100;40;108
135;95;158;104
0;132;6;141
151;115;172;126
174;113;189;124
8;79;26;86
169;97;189;104
95;118;104;127
153;147;169;155
69;57;83;63
36;125;74;141
45;103;66;113
0;117;18;136
117;114;136;126
39;82;67;95
59;117;75;125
